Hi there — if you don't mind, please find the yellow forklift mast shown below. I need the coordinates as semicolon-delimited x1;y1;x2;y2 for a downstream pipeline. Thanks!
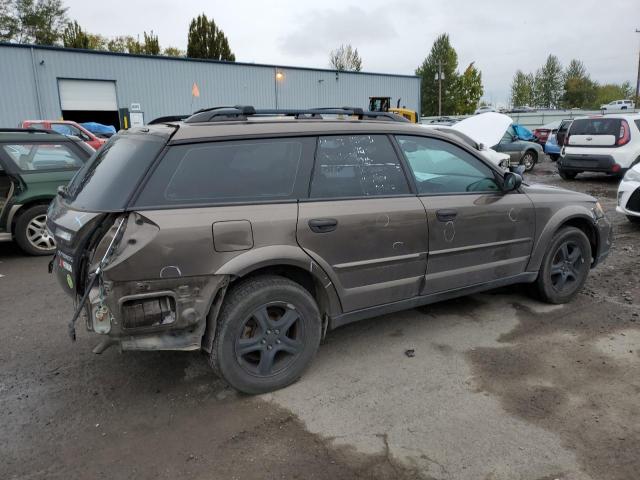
368;97;418;123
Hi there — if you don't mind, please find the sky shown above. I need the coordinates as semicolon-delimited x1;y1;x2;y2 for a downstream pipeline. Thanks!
63;0;640;106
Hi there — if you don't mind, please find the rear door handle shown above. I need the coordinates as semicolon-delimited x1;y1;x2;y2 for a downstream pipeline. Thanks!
436;209;457;222
308;218;338;233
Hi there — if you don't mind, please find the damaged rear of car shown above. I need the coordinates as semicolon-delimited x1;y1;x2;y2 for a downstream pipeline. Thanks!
47;127;223;352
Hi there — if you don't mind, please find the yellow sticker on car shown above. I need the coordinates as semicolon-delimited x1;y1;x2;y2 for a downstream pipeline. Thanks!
66;273;73;289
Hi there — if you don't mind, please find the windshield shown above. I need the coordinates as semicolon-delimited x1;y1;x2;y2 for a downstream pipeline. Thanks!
66;133;166;211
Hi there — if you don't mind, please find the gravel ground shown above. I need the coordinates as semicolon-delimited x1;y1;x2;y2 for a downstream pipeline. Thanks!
1;157;638;480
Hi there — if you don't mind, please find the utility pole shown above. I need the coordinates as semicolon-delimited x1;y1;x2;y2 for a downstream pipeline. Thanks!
635;29;640;107
437;59;443;117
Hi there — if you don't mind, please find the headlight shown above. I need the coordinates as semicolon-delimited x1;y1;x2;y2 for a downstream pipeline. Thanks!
623;168;640;182
593;201;605;219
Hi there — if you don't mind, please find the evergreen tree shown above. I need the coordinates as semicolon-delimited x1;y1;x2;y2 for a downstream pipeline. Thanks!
415;34;459;116
187;13;235;61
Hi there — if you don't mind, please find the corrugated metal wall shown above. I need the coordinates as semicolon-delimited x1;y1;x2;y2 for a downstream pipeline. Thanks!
0;44;420;127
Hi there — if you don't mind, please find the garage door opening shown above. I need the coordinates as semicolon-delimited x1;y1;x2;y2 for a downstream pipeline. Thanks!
58;79;120;130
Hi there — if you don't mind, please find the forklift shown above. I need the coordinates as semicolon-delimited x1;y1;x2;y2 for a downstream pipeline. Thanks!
368;97;419;123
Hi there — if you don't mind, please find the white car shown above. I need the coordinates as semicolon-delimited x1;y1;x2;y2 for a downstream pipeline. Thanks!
423;113;516;171
617;164;640;224
558;114;640;180
601;99;635;112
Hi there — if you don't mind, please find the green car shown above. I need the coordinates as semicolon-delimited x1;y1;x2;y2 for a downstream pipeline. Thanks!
0;129;93;255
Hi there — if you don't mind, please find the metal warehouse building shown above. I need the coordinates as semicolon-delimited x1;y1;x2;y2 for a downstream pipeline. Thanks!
0;43;420;129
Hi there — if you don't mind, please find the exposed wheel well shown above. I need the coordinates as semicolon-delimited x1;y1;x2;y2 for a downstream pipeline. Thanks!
560;217;598;263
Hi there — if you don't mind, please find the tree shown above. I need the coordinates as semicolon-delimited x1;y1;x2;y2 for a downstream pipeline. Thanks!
561;59;597;108
187;13;235;61
454;62;483;114
0;0;18;41
510;70;534;107
142;30;159;55
62;20;89;49
415;33;459;116
534;54;564;108
328;44;362;72
163;46;184;57
9;0;68;45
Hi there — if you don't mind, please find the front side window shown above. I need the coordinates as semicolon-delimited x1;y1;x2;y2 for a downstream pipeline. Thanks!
396;135;500;195
135;137;310;207
1;143;84;171
310;135;409;198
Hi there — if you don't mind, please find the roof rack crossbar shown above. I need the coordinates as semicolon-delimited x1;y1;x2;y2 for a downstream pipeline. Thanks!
183;106;409;123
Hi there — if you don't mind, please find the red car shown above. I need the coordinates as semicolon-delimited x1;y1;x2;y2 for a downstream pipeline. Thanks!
532;121;561;146
20;120;106;150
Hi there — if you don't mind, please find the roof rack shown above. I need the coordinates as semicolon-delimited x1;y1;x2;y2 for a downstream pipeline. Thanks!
183;105;410;123
148;115;190;125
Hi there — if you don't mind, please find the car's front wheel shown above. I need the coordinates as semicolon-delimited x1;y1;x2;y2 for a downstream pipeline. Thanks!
210;275;322;394
627;215;640;224
535;227;591;304
14;205;56;256
549;154;559;162
521;150;537;172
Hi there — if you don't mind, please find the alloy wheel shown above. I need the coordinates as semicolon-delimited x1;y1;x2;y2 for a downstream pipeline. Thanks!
550;241;583;292
234;302;305;377
26;214;56;252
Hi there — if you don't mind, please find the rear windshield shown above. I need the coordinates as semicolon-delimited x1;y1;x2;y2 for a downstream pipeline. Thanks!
66;133;165;211
570;118;622;139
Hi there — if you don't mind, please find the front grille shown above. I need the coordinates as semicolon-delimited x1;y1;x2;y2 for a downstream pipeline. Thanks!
626;188;640;213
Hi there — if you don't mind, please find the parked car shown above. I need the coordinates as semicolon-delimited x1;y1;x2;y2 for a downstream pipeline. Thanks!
617;164;640;224
21;120;107;150
510;106;536;113
493;123;544;172
0;128;93;255
556;119;573;147
601;99;635;112
474;106;496;115
533;121;561;146
544;131;561;161
558;114;640;180
48;106;611;394
80;122;117;139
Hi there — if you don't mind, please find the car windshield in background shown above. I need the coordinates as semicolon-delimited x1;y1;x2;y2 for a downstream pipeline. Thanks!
66;133;165;212
570;118;622;139
1;143;84;171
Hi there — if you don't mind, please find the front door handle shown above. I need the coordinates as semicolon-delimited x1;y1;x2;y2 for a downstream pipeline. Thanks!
308;218;338;233
436;209;457;222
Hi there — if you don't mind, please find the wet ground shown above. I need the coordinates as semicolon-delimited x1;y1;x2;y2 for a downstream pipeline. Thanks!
1;157;638;480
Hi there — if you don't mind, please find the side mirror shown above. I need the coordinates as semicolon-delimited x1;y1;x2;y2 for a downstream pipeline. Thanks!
503;171;522;192
478;142;486;151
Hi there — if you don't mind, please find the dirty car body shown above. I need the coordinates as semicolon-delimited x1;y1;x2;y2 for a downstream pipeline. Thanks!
48;108;612;394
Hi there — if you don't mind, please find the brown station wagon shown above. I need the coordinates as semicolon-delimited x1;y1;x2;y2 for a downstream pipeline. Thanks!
48;106;612;393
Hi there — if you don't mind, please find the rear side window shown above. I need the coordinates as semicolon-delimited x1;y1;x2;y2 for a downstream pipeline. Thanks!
570;118;622;138
66;134;165;211
310;135;409;198
1;143;84;171
635;120;640;132
135;138;313;207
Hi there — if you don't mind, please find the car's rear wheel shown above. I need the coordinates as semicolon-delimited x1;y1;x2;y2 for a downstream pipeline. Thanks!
627;215;640;224
210;275;322;394
535;227;591;304
521;151;537;171
558;169;577;180
14;205;56;256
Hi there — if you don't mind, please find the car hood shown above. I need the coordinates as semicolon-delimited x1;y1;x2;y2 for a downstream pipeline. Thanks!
522;183;595;202
451;112;512;148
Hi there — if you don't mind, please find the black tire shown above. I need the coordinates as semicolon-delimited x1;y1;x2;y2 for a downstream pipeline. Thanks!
210;275;322;394
558;169;577;180
627;215;640;224
14;204;56;256
521;150;537;172
535;227;591;304
549;154;559;162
